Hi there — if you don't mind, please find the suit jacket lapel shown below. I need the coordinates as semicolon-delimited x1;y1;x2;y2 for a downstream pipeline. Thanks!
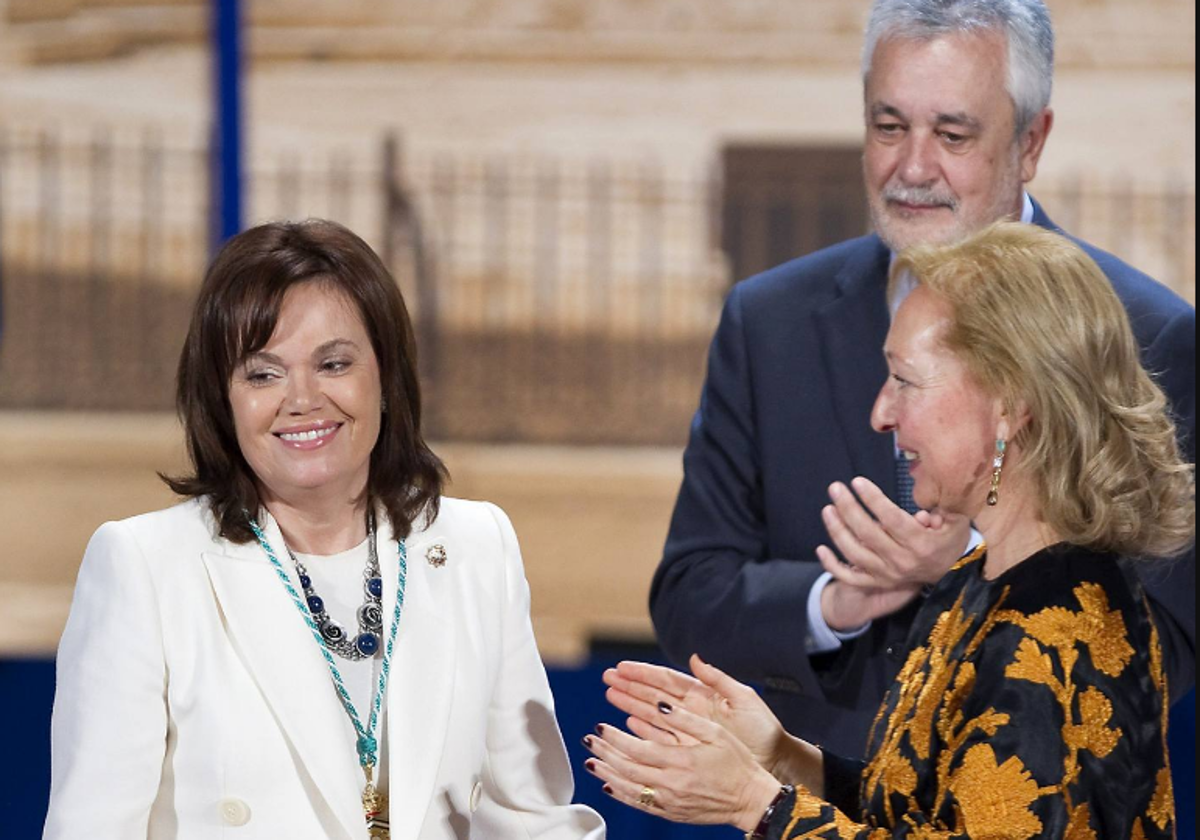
201;518;365;840
812;237;897;495
379;512;456;840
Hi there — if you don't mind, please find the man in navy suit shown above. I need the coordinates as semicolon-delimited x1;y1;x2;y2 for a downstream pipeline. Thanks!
651;0;1195;760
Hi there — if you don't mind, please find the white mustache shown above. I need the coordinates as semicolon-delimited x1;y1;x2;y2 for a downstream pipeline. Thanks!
883;185;959;211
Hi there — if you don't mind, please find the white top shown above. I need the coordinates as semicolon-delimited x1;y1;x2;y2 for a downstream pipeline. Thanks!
293;539;390;795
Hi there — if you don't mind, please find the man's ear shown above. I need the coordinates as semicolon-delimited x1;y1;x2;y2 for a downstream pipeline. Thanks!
1019;108;1054;184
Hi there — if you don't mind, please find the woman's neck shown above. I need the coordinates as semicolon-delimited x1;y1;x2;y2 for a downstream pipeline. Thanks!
263;492;370;556
975;477;1061;580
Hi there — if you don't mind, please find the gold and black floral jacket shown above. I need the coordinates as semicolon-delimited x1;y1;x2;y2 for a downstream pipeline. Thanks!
767;543;1174;839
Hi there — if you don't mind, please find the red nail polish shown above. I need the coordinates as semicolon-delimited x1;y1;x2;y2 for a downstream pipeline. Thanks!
658;701;673;715
603;785;614;795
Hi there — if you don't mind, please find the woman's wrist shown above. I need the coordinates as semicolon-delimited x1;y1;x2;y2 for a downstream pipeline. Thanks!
764;728;791;779
734;769;789;833
768;735;824;795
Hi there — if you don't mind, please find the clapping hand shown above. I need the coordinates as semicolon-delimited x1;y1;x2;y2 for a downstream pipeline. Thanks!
602;655;786;771
816;478;971;629
584;657;783;831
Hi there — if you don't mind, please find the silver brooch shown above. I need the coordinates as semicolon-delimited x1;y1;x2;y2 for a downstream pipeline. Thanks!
426;544;448;569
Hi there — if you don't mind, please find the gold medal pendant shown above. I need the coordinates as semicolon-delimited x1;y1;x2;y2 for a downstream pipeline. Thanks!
365;812;390;839
362;768;390;839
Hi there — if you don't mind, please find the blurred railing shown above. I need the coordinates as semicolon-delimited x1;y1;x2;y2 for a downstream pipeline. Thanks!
0;126;208;411
404;150;725;445
1036;174;1196;307
0;123;1194;445
0;125;727;444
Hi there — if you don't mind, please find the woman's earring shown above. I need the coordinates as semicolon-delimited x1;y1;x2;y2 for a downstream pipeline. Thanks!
986;439;1007;506
381;396;388;414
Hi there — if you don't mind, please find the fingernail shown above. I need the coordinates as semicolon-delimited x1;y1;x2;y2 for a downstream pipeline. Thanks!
585;759;597;772
603;784;614;796
581;736;593;749
658;701;673;715
595;724;605;736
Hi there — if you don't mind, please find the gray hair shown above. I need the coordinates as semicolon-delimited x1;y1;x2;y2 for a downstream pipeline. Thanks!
862;0;1055;135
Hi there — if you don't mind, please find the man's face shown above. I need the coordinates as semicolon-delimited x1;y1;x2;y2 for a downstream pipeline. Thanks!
863;30;1042;252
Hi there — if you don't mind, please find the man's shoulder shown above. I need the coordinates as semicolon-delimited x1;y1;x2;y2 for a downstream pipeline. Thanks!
1067;235;1193;324
731;234;889;311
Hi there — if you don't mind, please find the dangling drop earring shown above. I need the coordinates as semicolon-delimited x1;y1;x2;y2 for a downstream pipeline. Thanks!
986;439;1007;506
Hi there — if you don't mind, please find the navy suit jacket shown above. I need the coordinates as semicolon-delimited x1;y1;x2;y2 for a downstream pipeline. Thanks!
650;201;1196;759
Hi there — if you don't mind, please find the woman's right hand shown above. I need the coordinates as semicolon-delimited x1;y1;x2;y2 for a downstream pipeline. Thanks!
603;654;788;775
585;707;784;832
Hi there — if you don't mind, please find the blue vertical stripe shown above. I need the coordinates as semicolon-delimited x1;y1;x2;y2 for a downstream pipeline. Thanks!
212;0;244;250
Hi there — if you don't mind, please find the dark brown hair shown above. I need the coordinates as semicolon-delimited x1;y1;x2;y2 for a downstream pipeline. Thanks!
165;219;447;543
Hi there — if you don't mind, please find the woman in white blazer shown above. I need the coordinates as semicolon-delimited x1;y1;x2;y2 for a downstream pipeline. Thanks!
45;219;606;840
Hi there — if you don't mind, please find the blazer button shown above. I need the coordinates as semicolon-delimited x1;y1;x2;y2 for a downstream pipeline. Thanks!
219;798;252;826
469;781;484;813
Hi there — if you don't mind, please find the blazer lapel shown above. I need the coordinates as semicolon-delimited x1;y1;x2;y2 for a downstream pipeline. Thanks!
201;518;365;840
379;512;456;840
812;237;897;495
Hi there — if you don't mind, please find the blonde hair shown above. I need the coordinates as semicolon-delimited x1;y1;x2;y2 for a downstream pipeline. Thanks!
891;222;1194;558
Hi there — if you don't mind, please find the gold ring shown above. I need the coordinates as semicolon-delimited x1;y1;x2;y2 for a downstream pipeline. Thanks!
637;786;657;808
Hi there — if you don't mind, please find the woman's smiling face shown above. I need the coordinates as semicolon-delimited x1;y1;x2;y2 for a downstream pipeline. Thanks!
870;285;1005;517
228;280;382;507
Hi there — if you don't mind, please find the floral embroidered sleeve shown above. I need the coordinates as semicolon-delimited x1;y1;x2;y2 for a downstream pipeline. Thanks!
764;557;1174;840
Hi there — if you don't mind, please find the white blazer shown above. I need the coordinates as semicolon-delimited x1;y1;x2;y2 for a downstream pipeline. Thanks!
45;497;605;840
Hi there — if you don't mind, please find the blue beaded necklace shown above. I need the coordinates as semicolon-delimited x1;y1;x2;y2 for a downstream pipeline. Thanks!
248;511;406;836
